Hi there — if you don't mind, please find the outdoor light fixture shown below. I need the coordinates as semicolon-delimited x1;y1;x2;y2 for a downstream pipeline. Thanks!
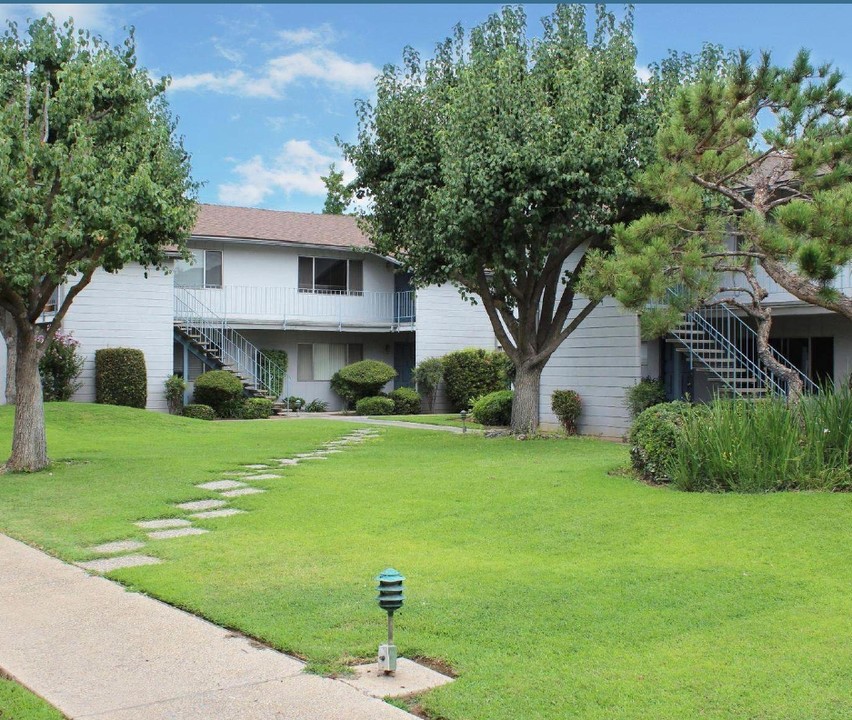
376;567;404;674
460;410;468;433
294;399;302;413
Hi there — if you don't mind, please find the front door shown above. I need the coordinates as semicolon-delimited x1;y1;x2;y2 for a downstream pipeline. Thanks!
393;341;416;389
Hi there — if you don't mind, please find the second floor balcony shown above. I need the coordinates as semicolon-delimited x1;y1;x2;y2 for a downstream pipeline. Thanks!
175;285;416;331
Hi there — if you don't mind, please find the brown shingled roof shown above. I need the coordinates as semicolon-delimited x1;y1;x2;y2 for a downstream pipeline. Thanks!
192;203;373;250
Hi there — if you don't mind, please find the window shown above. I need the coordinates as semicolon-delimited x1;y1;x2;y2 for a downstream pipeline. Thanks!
175;250;223;288
298;257;363;294
297;343;364;381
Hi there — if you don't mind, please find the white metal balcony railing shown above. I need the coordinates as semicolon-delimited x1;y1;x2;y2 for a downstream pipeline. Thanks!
175;285;416;329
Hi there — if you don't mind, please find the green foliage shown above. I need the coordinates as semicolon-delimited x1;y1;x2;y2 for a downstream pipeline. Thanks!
471;390;513;426
95;348;147;409
239;397;273;420
321;163;351;214
551;390;582;435
182;403;215;421
389;386;421;415
261;349;288;397
286;396;306;410
164;374;187;415
355;395;395;416
625;378;667;418
629;401;703;484
193;370;244;418
442;349;509;411
38;331;84;401
304;398;329;412
671;391;852;492
413;357;444;412
331;360;397;406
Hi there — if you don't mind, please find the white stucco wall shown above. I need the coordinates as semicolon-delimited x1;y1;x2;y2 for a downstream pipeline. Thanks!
62;263;175;411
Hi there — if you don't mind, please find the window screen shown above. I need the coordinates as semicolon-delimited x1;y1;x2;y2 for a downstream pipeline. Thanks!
298;257;313;290
205;251;223;288
314;258;347;292
297;344;313;381
348;260;363;293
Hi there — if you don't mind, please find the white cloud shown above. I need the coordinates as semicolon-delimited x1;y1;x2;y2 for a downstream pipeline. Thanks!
277;23;337;47
0;4;114;33
636;65;652;83
170;47;377;98
218;139;353;207
213;41;243;64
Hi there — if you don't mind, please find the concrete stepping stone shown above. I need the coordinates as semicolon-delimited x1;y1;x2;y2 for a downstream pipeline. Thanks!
175;499;227;512
77;555;162;573
243;464;270;469
88;540;146;555
345;658;454;699
135;518;192;530
242;473;281;480
299;456;328;461
196;480;247;491
220;487;266;498
148;527;209;540
221;471;250;477
275;458;300;465
190;508;246;520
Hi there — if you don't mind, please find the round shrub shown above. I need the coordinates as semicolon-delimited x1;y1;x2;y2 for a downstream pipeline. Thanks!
39;331;84;401
239;397;273;419
442;348;510;411
552;389;582;435
355;395;395;416
625;377;666;418
193;370;244;417
95;347;147;409
331;360;397;406
390;387;421;414
182;403;215;421
629;401;703;484
164;374;186;415
472;390;513;426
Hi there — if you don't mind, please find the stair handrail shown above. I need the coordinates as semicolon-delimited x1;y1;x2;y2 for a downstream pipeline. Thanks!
174;287;289;401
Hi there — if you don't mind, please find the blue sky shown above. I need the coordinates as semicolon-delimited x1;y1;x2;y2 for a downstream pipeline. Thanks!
2;3;851;213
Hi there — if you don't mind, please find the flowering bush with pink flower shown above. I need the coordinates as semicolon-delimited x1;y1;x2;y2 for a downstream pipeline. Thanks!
38;332;84;401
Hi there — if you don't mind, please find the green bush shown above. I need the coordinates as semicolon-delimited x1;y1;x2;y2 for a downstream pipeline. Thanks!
239;397;273;419
304;398;329;412
261;348;288;397
629;401;702;484
95;348;147;409
625;377;666;418
390;387;421;414
193;370;244;417
442;348;510;411
472;390;513;426
551;389;582;435
182;403;215;421
331;360;397;407
164;374;186;415
355;395;395;416
38;331;84;401
286;396;306;411
413;357;443;412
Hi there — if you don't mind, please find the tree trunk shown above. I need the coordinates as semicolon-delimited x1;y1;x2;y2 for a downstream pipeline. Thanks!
5;328;48;472
510;361;544;435
753;309;803;403
1;311;16;405
761;257;852;322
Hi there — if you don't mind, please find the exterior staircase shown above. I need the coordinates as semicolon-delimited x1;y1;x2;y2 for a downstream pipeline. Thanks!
668;301;817;399
174;288;290;415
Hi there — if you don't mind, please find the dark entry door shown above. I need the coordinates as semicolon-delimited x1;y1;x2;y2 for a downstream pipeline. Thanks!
394;341;416;389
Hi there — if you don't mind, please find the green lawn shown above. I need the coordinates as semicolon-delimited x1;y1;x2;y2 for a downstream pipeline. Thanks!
0;404;850;720
0;676;64;720
369;413;485;429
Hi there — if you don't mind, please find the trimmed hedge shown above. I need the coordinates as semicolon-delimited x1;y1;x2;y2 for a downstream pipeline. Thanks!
193;370;244;417
355;395;395;416
331;360;397;406
442;349;510;411
390;387;421;414
183;403;215;421
629;401;703;484
472;390;513;426
95;348;147;409
239;397;273;419
552;389;582;435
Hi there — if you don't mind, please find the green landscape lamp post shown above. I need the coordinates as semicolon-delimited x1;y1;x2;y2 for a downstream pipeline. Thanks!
376;568;404;674
460;410;468;433
294;398;302;413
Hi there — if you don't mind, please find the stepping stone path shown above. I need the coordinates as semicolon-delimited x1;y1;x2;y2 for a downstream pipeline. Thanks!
77;429;382;574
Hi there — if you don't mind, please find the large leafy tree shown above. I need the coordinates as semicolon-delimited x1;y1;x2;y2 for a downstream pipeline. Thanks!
0;17;197;472
586;48;852;400
321;163;350;214
344;5;653;433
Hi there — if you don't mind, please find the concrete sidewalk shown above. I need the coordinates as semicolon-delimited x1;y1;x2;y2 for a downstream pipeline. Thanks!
0;534;414;719
286;413;479;434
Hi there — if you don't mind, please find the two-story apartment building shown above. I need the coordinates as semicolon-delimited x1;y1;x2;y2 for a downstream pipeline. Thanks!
0;203;849;438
